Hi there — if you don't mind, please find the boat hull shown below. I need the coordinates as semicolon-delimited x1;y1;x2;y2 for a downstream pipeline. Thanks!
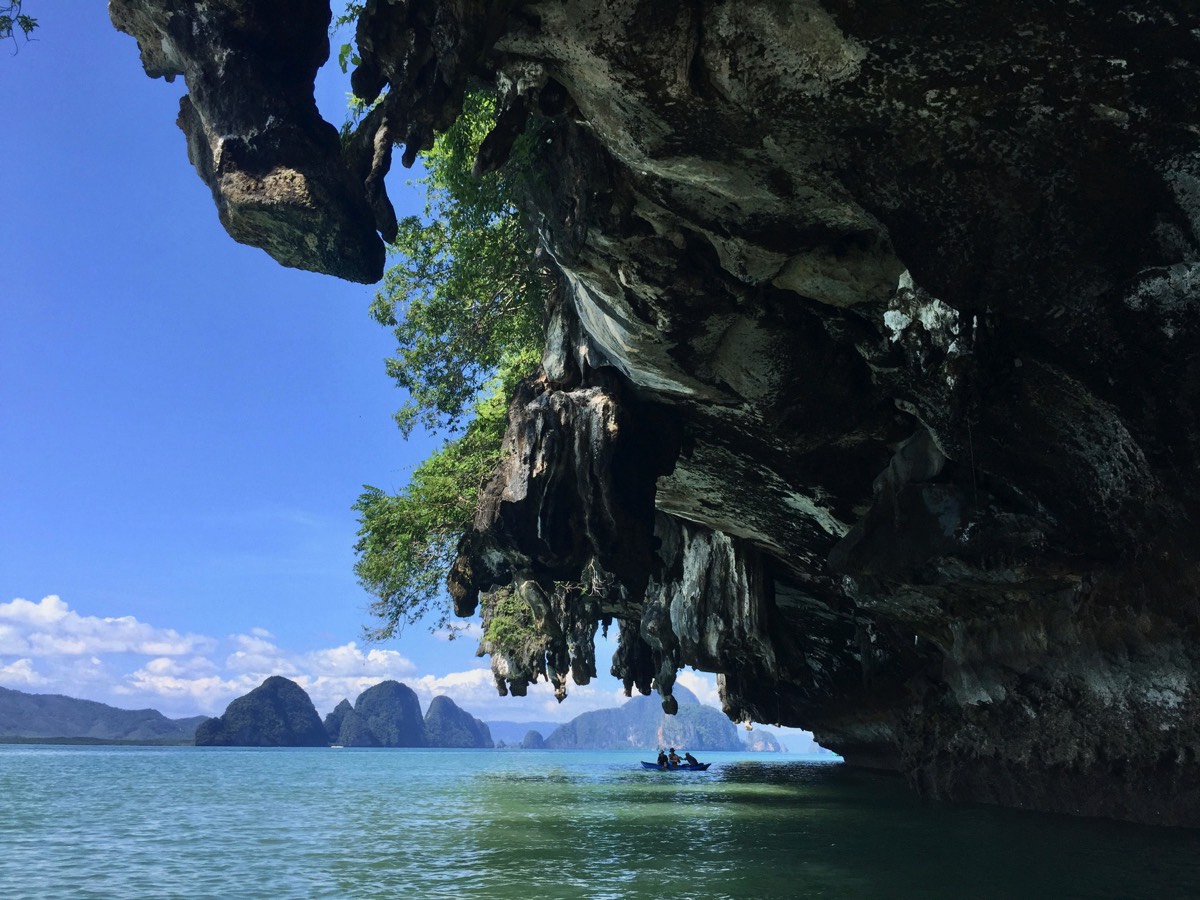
641;761;711;771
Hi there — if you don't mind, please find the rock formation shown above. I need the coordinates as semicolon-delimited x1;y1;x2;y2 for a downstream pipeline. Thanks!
195;676;328;747
334;680;426;747
544;685;742;751
742;730;784;754
115;0;1200;825
323;698;354;743
108;0;389;282
423;695;494;748
519;729;546;750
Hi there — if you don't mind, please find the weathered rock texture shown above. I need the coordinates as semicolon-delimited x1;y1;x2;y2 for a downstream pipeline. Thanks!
110;0;390;281
116;0;1200;826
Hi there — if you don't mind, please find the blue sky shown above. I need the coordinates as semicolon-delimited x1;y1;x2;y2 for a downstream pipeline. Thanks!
0;5;815;749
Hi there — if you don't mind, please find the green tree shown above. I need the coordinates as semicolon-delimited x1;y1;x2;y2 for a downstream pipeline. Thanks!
354;352;536;638
481;584;546;661
331;2;363;74
353;86;548;638
370;90;546;437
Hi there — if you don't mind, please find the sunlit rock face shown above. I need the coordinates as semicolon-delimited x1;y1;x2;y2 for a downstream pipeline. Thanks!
115;0;1200;825
109;0;389;282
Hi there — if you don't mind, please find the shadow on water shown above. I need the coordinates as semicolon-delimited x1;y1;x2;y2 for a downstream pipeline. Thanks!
466;757;1200;899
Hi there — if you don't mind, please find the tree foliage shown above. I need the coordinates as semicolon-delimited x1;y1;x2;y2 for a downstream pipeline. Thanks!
353;85;548;638
481;585;546;661
331;2;364;74
371;90;546;437
1;1;37;49
354;350;539;638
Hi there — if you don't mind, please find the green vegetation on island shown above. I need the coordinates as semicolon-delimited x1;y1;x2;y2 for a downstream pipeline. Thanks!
0;681;791;751
424;694;494;749
187;677;496;748
330;679;426;747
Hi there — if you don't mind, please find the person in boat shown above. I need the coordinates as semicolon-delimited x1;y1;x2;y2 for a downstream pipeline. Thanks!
683;751;699;766
657;749;668;768
668;747;682;767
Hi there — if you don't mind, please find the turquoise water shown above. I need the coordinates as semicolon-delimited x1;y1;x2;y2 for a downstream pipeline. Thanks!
1;747;1197;899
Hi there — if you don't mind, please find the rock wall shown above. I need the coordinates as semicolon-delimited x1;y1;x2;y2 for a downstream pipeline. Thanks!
113;0;1200;825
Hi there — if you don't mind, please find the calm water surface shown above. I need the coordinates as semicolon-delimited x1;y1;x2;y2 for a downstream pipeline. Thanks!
1;746;1197;898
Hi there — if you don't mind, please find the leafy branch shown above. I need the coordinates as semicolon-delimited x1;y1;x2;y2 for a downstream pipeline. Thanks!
371;90;546;437
1;1;37;52
354;351;538;638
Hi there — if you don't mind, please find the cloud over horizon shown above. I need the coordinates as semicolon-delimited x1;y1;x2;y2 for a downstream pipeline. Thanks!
0;595;682;724
0;595;215;658
0;595;818;749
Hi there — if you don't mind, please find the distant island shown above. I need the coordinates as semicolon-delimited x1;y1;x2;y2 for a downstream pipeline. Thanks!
538;684;744;750
196;676;494;748
478;684;796;752
0;685;205;743
195;676;330;747
0;680;803;751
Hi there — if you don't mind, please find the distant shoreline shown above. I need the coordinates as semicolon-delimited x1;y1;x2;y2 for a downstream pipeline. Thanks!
0;736;193;746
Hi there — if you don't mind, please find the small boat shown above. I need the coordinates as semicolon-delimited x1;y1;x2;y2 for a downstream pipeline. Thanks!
640;761;711;771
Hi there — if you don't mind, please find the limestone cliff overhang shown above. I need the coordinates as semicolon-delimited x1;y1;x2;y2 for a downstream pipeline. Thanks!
110;0;392;282
112;0;1200;827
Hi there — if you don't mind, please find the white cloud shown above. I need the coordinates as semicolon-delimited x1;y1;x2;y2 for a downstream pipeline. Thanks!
120;666;262;715
408;667;497;710
0;596;215;657
109;634;423;716
304;642;415;677
139;656;219;678
395;665;642;726
0;658;48;687
1;596;813;741
432;622;483;642
0;595;71;625
676;669;721;707
1;596;644;722
224;632;294;676
293;642;419;713
0;623;27;655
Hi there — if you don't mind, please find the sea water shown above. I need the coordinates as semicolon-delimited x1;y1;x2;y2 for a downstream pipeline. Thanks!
1;746;1197;899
